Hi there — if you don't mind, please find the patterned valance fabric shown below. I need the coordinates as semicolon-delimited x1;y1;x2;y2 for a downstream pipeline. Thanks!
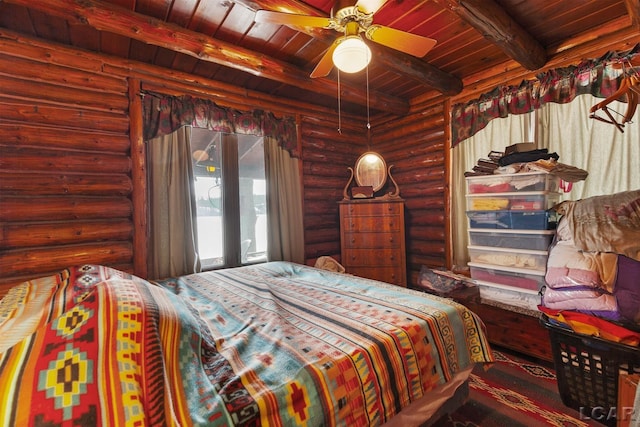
451;44;640;146
142;91;298;156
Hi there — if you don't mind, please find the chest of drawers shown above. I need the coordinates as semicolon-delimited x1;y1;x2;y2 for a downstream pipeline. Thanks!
339;198;406;286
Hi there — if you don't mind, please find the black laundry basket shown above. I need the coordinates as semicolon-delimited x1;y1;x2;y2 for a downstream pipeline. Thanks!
541;315;640;427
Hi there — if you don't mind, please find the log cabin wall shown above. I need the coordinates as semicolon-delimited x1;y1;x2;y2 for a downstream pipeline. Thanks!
0;37;134;289
300;115;367;264
0;29;366;297
370;103;448;289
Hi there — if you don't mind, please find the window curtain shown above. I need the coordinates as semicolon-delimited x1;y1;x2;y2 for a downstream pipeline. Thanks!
538;94;640;199
143;91;304;271
147;127;201;279
142;91;298;156
264;137;305;264
451;44;640;146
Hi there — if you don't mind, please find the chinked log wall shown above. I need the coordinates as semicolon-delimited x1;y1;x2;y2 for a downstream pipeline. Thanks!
0;46;134;288
371;103;448;288
0;29;369;296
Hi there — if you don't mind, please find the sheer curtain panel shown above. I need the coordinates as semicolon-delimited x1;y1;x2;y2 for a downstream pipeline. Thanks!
147;127;201;279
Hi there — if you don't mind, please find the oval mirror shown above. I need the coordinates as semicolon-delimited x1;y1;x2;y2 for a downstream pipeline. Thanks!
354;152;387;192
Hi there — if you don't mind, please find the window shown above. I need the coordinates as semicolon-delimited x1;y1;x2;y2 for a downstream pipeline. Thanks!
191;128;268;269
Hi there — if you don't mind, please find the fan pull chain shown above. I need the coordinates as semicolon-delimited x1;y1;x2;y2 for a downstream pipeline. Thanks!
337;70;342;134
366;64;370;130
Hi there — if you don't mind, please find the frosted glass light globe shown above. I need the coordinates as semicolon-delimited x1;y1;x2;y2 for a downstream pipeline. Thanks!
332;36;371;73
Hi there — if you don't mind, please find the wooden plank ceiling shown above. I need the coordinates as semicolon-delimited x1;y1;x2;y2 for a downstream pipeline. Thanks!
0;0;637;117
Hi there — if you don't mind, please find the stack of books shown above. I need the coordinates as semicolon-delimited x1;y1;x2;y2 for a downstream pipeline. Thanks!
464;150;503;177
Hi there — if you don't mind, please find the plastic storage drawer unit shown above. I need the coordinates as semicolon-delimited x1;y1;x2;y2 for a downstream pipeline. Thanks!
468;262;546;291
466;172;560;194
468;229;556;251
466;192;561;211
467;245;548;271
466;210;558;230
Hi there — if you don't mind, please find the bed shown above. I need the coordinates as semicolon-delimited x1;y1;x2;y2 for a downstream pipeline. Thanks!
0;261;493;426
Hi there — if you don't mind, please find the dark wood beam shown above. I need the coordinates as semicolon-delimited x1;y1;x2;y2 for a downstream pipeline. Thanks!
239;0;463;95
435;0;547;71
2;0;410;114
624;0;640;29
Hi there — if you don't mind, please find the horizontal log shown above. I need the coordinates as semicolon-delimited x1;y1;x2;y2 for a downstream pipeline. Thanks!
1;219;134;249
388;154;445;171
408;226;446;241
303;161;352;178
409;252;447;269
303;136;361;153
375;118;443;140
303;213;340;229
304;241;342;259
0;196;133;221
304;227;340;245
401;184;447;198
0;172;133;196
302;175;347;191
303;200;340;216
0;53;127;94
374;118;445;142
0;75;128;113
0;242;133;277
0;123;130;153
381;132;445;154
0;98;130;134
301;149;356;166
0;147;131;174
303;187;344;202
405;212;445;225
394;168;445;184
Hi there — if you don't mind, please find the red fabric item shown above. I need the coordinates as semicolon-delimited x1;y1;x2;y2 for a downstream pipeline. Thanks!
538;305;640;346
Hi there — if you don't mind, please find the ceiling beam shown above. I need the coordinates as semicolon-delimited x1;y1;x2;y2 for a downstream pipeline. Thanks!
239;0;463;95
2;0;410;114
624;0;640;29
434;0;547;71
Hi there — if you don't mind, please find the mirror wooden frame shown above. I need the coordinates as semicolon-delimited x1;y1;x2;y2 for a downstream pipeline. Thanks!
354;151;387;191
342;152;401;200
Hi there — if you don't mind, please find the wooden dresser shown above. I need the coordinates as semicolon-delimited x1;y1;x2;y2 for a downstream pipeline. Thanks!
339;198;407;287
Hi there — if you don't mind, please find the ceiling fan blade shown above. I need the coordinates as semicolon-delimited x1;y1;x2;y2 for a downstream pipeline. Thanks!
254;10;332;28
355;0;389;14
310;40;340;78
365;25;437;57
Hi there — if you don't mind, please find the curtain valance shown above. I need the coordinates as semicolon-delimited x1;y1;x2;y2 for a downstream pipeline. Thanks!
142;91;298;156
451;44;640;147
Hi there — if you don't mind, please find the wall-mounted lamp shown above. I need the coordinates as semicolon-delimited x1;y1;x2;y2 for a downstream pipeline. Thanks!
332;35;371;74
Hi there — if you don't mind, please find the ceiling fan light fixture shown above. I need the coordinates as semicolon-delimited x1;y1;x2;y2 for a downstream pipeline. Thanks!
332;36;371;73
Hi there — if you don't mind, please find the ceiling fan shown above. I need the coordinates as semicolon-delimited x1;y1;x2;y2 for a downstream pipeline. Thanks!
254;0;437;78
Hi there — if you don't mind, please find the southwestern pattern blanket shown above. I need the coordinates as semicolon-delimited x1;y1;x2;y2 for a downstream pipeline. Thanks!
0;262;493;426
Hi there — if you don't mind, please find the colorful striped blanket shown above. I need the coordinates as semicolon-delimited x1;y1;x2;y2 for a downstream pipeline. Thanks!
0;262;493;426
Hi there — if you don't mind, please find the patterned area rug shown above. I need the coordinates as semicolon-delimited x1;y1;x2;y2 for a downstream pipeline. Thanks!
439;349;606;427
